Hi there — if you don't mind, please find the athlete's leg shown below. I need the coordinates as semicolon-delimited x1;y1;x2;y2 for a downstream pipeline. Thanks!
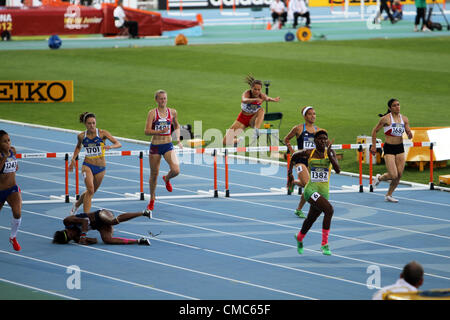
299;193;334;255
99;225;136;244
380;154;398;181
313;197;334;231
7;190;21;221
297;204;321;241
81;167;105;213
149;154;162;202
383;154;401;197
7;191;22;251
223;121;246;146
387;152;406;197
99;225;149;245
249;108;265;129
294;163;309;187
294;203;321;254
111;211;147;225
163;149;180;181
294;164;309;217
311;195;334;254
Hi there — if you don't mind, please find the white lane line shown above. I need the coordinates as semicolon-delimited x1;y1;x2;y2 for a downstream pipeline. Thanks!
0;226;316;300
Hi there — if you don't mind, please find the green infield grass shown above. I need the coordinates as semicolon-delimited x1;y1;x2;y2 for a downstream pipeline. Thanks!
1;37;449;185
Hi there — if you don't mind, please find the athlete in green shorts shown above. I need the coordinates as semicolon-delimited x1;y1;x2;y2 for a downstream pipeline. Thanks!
287;129;340;256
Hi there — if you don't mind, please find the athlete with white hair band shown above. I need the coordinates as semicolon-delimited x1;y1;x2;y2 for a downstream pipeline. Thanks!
283;106;319;218
69;112;122;215
53;208;153;245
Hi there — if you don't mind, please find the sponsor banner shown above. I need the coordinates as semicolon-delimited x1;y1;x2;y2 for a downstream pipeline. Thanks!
0;6;103;36
160;0;428;9
0;4;195;37
0;81;74;103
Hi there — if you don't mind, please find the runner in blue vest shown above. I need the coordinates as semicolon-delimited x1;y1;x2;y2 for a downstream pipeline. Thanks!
283;106;319;218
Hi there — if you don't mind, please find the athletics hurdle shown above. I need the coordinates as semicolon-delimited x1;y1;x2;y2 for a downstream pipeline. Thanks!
16;150;147;205
357;141;437;192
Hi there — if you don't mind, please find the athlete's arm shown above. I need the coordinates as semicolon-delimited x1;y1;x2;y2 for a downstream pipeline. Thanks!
69;133;83;171
0;152;6;169
261;93;280;102
283;125;299;154
241;90;263;105
102;130;122;150
403;115;413;140
370;116;387;155
171;109;183;148
327;139;340;174
78;237;97;245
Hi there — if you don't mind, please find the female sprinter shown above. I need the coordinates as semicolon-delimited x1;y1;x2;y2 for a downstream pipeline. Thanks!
0;130;22;251
223;75;280;146
288;130;340;256
53;208;152;245
69;112;122;214
283;106;319;218
370;98;413;203
144;90;182;211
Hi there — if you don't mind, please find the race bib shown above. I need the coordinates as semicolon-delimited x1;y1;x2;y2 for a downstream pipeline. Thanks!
303;138;315;150
155;119;170;133
241;103;260;114
310;167;329;182
311;192;321;202
3;160;17;173
85;144;104;158
391;124;405;136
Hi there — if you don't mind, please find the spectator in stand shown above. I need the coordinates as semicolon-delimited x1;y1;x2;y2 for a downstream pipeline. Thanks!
391;0;403;20
270;0;288;28
113;0;140;39
289;0;311;28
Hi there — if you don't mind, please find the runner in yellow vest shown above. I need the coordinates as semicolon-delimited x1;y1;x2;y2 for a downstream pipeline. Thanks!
288;129;340;255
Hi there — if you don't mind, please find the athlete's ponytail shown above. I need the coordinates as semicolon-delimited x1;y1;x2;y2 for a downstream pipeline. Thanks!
244;74;262;88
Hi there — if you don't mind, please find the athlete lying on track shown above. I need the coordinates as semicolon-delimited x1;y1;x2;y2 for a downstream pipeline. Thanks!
53;208;152;246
